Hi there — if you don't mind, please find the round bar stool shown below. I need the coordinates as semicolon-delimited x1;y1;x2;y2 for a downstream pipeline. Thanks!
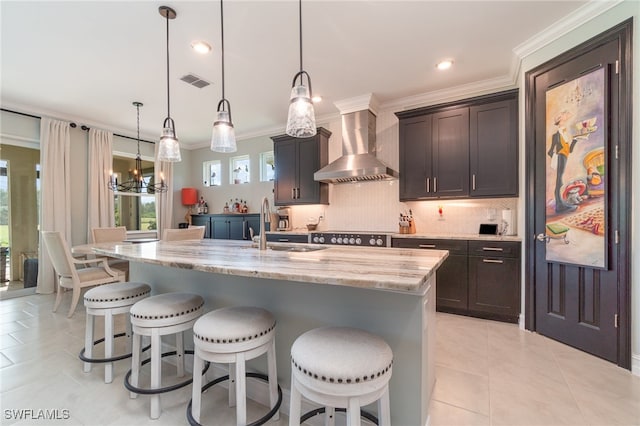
187;306;282;426
289;327;393;426
125;292;205;420
80;281;151;383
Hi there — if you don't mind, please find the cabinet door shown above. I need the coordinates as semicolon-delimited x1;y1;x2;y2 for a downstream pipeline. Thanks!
431;107;469;198
469;98;518;197
391;238;468;311
190;215;211;238
211;216;230;239
399;115;433;200
468;255;520;321
296;137;321;204
273;139;297;205
244;214;261;240
228;216;245;240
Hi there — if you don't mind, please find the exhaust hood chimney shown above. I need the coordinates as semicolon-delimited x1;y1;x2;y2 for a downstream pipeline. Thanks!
314;94;398;184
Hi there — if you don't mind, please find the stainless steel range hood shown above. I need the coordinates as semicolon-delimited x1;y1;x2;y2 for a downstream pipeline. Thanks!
314;98;398;184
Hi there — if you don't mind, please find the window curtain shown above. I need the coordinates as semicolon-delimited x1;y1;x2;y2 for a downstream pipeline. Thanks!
87;129;115;242
37;118;71;294
154;144;174;237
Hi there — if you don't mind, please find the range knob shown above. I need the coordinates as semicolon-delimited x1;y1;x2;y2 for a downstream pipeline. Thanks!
331;237;337;244
318;236;325;243
369;238;376;246
355;238;362;245
336;237;343;244
376;238;384;246
343;238;349;245
312;236;319;243
349;238;355;244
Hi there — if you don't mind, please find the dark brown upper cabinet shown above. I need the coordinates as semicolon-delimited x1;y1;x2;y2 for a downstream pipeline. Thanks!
271;128;330;206
397;90;518;201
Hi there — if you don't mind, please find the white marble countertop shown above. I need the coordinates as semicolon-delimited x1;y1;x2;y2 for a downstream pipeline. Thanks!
391;233;522;242
93;239;448;295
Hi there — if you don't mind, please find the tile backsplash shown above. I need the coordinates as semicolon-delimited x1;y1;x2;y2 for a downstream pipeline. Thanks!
288;181;518;235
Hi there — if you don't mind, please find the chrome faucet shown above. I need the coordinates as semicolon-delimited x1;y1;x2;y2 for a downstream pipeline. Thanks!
259;196;270;250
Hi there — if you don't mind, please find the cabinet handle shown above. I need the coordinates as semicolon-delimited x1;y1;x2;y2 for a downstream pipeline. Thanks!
242;220;246;239
418;244;437;249
482;247;504;252
472;174;476;191
425;177;430;193
482;259;504;264
291;188;296;199
278;238;290;242
433;177;437;193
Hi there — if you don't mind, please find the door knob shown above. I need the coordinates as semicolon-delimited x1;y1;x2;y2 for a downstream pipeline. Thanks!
536;233;550;243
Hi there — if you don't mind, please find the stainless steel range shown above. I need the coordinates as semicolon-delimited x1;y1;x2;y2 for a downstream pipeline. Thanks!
310;231;391;247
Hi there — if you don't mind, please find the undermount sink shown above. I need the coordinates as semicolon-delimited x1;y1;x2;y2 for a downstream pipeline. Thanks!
269;245;327;252
249;243;327;252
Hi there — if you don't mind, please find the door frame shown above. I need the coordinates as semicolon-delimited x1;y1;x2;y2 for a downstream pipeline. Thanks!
524;19;633;369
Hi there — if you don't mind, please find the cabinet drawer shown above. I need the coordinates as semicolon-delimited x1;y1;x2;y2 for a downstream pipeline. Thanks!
392;238;467;255
266;234;309;244
468;241;520;258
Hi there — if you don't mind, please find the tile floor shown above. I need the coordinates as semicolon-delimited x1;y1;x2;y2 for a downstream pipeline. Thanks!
1;293;639;425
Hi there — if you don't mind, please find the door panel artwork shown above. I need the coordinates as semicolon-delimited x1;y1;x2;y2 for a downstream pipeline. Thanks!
544;67;607;268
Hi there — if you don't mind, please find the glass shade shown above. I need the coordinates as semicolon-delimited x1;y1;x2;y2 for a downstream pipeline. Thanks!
158;126;182;162
285;84;317;138
211;110;237;153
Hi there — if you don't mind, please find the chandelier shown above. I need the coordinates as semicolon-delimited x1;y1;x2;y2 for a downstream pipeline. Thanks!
109;102;167;194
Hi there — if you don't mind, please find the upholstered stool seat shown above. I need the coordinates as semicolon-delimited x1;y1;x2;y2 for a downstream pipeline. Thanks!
188;306;282;426
289;327;393;426
126;292;205;420
81;281;151;384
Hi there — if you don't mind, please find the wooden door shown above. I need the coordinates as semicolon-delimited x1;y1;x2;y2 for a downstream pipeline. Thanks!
469;98;518;197
273;139;296;205
399;115;432;200
526;21;632;368
432;107;469;198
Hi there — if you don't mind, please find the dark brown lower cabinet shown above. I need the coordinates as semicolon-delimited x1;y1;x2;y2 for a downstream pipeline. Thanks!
392;238;521;323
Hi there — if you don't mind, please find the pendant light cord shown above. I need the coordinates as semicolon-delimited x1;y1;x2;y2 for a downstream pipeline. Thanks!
220;0;226;101
298;0;303;72
165;12;171;119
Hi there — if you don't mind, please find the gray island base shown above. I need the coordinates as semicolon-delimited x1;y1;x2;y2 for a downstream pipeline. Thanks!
95;239;448;426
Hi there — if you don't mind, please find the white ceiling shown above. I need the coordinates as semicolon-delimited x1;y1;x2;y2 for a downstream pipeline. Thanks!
2;0;608;149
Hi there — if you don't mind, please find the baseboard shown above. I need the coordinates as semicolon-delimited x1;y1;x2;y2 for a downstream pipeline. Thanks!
632;353;640;377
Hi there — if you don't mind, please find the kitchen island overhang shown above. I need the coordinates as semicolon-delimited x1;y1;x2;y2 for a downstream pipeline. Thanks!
94;239;448;426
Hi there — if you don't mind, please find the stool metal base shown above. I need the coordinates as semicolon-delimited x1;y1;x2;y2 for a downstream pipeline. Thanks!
124;350;209;395
300;407;379;425
186;372;283;426
79;332;150;364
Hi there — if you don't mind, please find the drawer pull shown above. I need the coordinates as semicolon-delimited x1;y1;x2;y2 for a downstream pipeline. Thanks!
278;238;290;242
482;247;504;252
482;259;504;264
418;244;437;249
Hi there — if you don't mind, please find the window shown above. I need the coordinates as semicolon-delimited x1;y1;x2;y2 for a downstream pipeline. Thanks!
230;155;250;184
260;151;275;182
112;154;156;231
203;160;221;186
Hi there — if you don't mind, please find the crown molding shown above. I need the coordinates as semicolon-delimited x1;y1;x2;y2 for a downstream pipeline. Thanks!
512;0;623;59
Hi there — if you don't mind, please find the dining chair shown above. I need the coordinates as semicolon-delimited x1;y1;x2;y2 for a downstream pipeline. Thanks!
91;226;130;280
91;226;127;243
42;231;126;318
162;226;205;241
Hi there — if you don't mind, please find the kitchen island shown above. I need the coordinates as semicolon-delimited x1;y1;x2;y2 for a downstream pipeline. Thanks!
94;239;448;426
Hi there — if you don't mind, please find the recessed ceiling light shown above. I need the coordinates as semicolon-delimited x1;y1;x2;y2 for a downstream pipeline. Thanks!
191;41;212;54
436;60;453;70
312;95;322;103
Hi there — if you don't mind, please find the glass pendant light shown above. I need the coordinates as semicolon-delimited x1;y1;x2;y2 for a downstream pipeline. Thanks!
157;6;181;162
285;0;316;138
211;0;237;153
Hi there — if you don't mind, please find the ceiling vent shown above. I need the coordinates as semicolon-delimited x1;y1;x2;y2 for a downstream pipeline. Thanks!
180;73;211;89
